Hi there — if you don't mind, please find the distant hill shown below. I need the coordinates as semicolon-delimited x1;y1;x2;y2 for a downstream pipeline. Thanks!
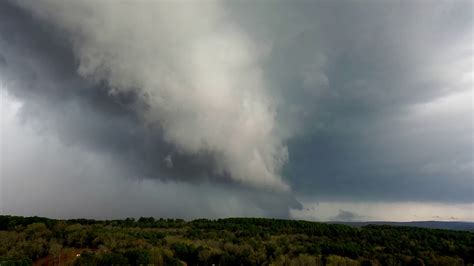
332;221;474;231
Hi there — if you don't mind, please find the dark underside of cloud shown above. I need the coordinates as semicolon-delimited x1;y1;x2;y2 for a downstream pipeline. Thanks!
0;1;240;186
1;0;472;219
0;1;301;218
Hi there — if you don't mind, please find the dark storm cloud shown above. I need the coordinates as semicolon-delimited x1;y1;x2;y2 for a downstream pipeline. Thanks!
229;1;472;113
1;0;472;220
0;0;243;185
285;120;473;203
225;1;473;203
0;53;6;66
0;0;301;218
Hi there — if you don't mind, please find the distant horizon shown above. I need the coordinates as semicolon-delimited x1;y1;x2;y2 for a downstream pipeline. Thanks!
2;214;474;236
2;213;474;224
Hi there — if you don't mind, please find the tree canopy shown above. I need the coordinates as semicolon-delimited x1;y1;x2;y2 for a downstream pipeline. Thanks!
0;215;472;265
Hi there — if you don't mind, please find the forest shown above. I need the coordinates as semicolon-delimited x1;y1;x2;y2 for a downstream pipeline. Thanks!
0;215;472;265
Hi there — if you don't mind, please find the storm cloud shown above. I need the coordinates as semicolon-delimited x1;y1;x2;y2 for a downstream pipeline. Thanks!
2;0;289;190
1;0;472;220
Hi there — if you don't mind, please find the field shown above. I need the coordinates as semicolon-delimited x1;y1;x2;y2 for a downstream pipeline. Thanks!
1;215;473;265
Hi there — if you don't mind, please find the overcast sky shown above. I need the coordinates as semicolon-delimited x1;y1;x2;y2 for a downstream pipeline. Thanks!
1;0;473;221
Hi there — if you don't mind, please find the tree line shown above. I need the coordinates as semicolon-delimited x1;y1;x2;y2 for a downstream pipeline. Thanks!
0;215;472;265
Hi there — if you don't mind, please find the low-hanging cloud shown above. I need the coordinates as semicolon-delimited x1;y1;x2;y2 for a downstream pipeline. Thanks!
12;0;289;191
0;91;300;219
1;0;472;220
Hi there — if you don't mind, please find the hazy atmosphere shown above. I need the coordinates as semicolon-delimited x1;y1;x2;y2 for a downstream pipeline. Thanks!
1;0;473;222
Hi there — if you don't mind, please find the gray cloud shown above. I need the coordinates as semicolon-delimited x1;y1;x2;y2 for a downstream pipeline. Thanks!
0;54;6;66
0;0;277;188
239;1;473;203
13;0;290;191
0;0;300;218
332;210;360;222
0;0;472;219
1;90;301;219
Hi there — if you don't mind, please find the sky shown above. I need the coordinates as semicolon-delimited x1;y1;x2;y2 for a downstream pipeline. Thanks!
0;0;473;222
